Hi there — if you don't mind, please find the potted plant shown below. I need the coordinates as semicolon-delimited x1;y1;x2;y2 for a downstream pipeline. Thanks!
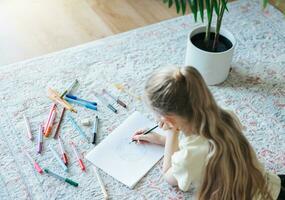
162;0;284;84
163;0;235;85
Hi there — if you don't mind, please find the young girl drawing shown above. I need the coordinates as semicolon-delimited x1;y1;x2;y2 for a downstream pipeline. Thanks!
132;66;284;200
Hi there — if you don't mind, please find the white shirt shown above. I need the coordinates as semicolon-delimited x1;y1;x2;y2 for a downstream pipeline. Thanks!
171;133;281;199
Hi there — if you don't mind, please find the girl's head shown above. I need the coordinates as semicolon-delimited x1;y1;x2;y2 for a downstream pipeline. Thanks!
144;66;218;133
144;66;272;200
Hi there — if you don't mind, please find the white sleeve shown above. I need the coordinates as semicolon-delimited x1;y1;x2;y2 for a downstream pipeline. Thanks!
171;149;192;191
171;142;209;192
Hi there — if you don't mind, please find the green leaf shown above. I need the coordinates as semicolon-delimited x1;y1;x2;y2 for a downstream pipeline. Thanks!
168;0;173;8
188;0;198;22
174;0;181;13
263;0;268;9
213;0;220;16
221;0;229;12
198;0;204;22
163;0;168;3
205;0;211;19
225;5;229;12
181;0;187;15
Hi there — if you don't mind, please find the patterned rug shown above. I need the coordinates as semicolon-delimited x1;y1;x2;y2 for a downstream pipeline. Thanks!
0;0;284;199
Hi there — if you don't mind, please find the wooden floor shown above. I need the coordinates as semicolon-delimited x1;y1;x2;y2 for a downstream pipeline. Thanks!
0;0;283;66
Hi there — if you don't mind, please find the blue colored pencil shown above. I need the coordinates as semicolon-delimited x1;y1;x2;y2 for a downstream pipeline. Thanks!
67;115;89;141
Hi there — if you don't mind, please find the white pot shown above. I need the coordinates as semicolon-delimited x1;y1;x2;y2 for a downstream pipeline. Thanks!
185;26;236;85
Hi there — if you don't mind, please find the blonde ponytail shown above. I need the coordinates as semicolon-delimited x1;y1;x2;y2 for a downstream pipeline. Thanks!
145;66;272;200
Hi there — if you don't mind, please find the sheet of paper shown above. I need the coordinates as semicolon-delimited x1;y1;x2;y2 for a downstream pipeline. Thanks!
86;111;165;188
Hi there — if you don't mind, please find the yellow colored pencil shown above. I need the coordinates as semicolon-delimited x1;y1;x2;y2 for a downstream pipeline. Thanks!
113;83;141;101
48;88;77;113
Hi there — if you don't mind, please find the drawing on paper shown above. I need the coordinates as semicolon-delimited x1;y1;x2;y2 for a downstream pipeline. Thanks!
115;137;148;162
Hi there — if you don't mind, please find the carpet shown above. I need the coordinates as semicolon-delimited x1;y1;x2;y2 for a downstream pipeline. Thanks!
0;0;284;199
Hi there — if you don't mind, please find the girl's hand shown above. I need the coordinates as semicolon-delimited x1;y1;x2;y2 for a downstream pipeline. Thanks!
132;129;166;146
158;120;172;130
158;120;179;133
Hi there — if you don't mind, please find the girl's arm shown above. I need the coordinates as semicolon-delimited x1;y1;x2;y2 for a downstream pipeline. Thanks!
162;130;179;186
132;131;165;145
132;125;179;186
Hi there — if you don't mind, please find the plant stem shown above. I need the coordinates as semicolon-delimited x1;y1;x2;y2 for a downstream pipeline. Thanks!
205;0;214;46
212;1;226;50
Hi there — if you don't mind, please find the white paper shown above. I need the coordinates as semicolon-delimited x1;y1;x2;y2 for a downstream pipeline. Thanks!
86;111;165;188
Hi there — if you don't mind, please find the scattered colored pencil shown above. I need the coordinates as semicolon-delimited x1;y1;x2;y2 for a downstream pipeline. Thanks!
44;108;56;137
102;89;127;108
113;83;141;101
49;145;68;172
23;114;33;141
37;124;43;154
58;136;68;165
93;166;108;199
94;92;117;114
60;79;79;98
48;88;77;113
70;141;86;171
44;103;57;133
53;107;66;139
92;116;99;145
65;96;97;111
44;168;78;187
66;94;97;105
67;114;88;141
23;148;43;174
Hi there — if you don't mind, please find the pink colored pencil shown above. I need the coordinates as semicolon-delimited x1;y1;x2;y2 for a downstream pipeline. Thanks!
23;148;43;174
44;103;57;132
44;108;57;137
70;141;85;171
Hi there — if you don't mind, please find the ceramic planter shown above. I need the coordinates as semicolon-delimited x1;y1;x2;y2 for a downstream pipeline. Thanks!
185;26;236;85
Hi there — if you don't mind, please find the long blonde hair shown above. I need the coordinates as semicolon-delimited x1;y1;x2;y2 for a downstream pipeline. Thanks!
145;66;272;200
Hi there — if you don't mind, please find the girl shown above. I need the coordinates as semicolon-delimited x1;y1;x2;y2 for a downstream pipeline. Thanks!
132;66;284;200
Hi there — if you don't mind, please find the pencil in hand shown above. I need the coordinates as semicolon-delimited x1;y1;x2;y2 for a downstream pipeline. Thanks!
130;125;159;143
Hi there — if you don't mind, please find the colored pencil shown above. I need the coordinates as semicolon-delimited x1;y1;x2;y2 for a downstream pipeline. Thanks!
113;83;141;101
58;136;68;165
67;114;88;141
44;168;78;187
23;148;43;174
93;166;108;199
92;116;99;144
60;79;79;98
49;145;68;172
66;94;97;105
64;96;97;111
70;141;86;171
131;125;159;143
94;92;117;114
48;88;77;113
23;114;33;141
44;103;57;132
44;109;56;137
53;107;66;139
102;89;127;108
37;124;43;154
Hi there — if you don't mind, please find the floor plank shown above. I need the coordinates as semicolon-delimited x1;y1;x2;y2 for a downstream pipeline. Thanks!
0;0;282;66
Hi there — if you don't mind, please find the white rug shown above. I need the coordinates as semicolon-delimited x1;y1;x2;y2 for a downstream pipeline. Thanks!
0;0;284;199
